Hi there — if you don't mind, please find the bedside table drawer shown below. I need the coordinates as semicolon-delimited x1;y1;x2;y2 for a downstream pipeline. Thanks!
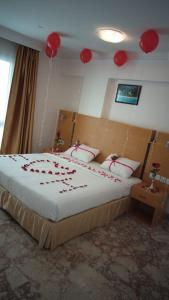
130;182;167;226
131;188;159;208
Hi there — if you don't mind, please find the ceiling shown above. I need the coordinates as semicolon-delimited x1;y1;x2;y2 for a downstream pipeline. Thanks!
0;0;169;60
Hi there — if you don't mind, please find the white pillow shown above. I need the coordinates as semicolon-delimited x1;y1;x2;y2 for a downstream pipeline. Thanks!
101;154;140;178
65;144;100;163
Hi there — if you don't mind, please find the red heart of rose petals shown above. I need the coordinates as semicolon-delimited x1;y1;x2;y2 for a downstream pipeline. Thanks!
21;159;77;179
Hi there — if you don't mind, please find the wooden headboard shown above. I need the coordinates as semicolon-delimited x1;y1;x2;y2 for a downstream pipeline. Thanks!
72;114;153;178
144;131;169;181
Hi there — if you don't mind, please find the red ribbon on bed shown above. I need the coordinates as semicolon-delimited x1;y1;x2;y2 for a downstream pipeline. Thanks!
70;144;96;159
106;156;134;173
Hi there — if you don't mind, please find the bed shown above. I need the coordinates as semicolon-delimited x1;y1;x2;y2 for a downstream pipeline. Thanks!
0;114;153;249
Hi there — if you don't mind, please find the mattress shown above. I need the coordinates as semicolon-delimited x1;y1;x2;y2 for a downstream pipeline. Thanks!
0;153;140;221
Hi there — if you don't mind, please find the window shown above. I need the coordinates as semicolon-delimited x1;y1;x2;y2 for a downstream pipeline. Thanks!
0;38;16;148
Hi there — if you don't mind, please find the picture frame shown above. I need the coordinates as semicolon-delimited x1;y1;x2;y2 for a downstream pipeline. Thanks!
115;84;142;105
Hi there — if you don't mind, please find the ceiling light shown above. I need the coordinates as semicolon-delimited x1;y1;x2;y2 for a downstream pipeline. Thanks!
97;28;125;43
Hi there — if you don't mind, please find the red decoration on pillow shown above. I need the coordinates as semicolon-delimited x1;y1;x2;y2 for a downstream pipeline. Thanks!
70;144;96;159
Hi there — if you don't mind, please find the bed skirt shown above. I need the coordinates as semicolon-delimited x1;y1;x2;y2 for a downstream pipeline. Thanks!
0;184;130;250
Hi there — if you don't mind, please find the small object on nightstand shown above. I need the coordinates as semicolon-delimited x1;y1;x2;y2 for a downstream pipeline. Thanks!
43;132;65;153
147;162;160;192
142;184;159;193
54;132;64;149
130;181;167;225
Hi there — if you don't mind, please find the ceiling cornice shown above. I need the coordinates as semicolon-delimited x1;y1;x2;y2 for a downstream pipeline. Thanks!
0;25;44;51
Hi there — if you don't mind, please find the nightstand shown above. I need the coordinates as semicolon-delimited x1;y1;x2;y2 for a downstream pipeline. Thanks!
130;182;167;225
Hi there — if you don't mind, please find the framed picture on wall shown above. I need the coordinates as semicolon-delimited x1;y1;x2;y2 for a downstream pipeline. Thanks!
115;84;142;105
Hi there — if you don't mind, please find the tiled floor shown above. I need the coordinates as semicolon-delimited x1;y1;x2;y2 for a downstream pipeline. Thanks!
0;209;169;300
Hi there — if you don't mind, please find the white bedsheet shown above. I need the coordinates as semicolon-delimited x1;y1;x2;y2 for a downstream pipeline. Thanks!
0;153;141;221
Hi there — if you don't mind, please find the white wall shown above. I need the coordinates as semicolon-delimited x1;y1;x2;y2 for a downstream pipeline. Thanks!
32;53;60;152
59;59;169;132
55;75;83;112
106;79;169;131
32;53;83;152
33;56;169;150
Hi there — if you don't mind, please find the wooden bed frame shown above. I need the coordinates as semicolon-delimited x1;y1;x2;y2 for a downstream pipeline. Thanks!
0;185;130;249
0;112;153;249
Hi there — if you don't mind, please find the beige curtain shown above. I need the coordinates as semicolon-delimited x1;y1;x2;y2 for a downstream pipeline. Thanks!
1;45;39;154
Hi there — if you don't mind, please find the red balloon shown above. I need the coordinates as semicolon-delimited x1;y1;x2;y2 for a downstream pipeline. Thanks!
139;29;159;53
114;50;127;67
47;32;61;50
45;45;57;58
80;48;92;64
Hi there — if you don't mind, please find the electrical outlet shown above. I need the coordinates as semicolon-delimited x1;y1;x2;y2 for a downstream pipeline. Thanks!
160;176;167;183
149;173;169;184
